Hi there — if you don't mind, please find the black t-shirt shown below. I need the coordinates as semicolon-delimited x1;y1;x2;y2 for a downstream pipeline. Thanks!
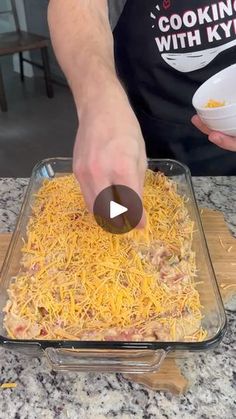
113;0;236;174
114;0;236;122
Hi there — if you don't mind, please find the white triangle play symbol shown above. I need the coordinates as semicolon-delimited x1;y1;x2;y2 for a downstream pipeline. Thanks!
110;201;128;219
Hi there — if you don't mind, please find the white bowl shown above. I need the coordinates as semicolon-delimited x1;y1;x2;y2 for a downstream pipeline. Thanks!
196;105;236;119
192;64;236;135
219;127;236;136
199;114;236;132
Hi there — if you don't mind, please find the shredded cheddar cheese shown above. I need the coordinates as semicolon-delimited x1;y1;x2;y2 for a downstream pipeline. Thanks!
0;383;17;389
3;171;206;342
205;99;226;108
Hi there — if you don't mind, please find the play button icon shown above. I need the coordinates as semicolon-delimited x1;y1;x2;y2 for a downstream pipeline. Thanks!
110;201;128;219
93;185;143;234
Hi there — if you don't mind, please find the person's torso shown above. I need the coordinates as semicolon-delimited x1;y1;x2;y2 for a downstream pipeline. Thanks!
113;0;236;124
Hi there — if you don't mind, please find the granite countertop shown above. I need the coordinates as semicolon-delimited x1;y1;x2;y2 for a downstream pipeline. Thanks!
0;177;235;419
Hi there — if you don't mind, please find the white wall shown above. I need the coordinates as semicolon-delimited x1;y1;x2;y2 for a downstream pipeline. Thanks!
0;0;13;33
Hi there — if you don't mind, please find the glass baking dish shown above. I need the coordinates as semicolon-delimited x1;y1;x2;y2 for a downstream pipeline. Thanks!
0;158;227;373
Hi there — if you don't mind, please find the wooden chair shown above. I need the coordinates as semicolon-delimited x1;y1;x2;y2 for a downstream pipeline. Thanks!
0;0;54;112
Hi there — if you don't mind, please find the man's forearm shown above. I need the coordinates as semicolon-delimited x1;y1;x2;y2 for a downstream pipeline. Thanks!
48;0;147;223
48;0;124;112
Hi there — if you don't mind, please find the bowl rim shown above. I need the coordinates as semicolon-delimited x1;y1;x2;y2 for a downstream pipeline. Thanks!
192;64;236;112
220;128;236;132
197;112;236;120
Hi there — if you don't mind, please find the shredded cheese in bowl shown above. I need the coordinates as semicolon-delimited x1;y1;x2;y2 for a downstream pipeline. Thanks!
205;99;226;108
3;171;207;343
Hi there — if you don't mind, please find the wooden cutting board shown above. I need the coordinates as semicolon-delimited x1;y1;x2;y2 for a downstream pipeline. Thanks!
200;209;236;304
0;209;235;394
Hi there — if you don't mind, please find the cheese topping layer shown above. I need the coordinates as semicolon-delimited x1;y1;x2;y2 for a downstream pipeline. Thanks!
3;171;206;342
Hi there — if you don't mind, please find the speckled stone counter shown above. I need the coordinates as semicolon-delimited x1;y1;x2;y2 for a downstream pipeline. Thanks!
0;177;235;419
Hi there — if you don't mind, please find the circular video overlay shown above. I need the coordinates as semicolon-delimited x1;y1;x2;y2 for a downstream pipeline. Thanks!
93;185;143;234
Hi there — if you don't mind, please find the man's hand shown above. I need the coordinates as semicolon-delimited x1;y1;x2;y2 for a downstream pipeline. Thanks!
192;115;236;151
73;90;147;226
48;0;147;227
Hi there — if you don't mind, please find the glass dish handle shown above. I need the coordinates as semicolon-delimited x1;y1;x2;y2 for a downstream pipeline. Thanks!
44;347;167;373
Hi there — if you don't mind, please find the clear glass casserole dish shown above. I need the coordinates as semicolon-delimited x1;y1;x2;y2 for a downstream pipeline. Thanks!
0;158;227;373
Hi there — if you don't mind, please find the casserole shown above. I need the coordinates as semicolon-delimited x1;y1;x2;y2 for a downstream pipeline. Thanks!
0;158;227;373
